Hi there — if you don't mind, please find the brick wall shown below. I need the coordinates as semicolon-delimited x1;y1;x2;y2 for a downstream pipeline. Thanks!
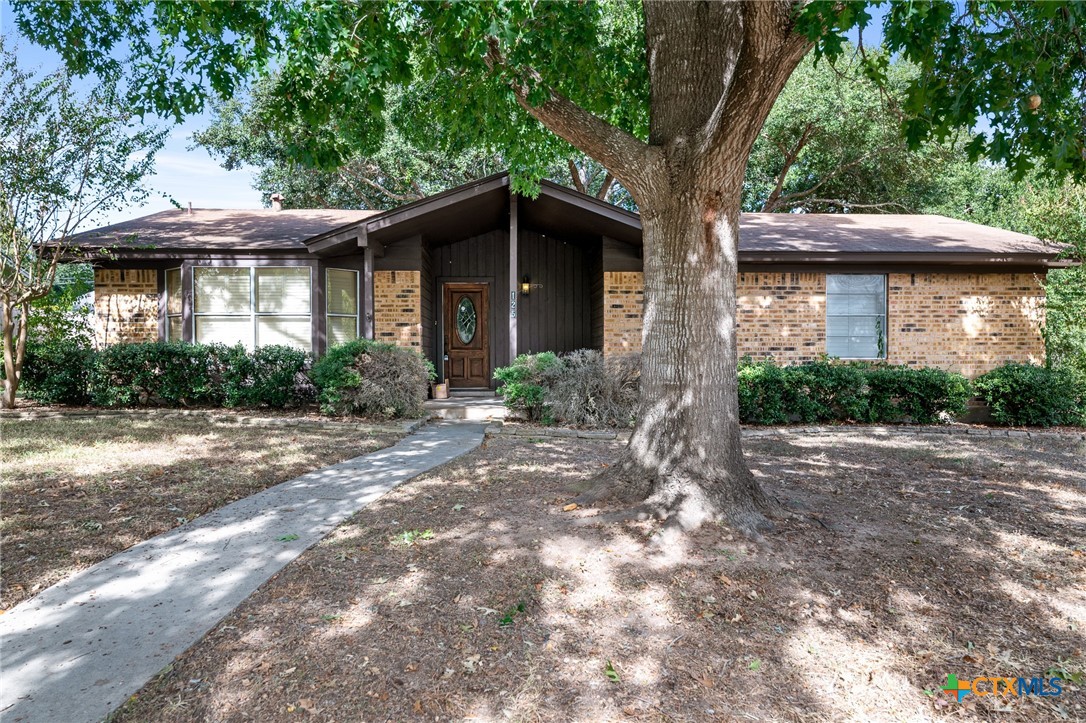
737;272;826;364
374;270;422;349
886;272;1045;376
602;271;644;356
94;269;159;346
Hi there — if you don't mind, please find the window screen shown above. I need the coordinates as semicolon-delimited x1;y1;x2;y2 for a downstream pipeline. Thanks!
326;268;359;346
826;274;887;359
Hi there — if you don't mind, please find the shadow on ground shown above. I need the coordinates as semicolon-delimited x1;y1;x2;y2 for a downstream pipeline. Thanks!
111;430;1085;722
0;417;400;608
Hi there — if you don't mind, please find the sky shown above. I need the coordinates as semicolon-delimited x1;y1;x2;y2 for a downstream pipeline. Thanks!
1;1;263;230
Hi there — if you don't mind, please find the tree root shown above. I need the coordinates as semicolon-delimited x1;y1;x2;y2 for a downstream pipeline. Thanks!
567;462;778;541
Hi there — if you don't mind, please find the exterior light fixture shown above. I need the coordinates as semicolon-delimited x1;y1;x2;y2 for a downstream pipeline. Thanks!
521;275;531;296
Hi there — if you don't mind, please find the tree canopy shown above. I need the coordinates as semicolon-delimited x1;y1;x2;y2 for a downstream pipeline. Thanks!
16;1;1085;197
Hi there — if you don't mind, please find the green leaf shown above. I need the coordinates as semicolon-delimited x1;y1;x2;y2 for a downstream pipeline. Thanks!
277;533;300;542
604;660;620;683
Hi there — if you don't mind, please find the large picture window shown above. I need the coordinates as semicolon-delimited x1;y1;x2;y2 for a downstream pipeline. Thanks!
193;266;312;350
326;268;359;347
826;274;887;359
165;267;183;341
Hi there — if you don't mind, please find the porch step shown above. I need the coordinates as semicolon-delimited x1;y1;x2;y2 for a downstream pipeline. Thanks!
424;396;507;421
448;390;497;398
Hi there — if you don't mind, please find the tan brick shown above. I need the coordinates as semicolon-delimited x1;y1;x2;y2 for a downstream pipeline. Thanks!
374;270;421;349
885;272;1045;376
94;269;158;346
602;271;643;356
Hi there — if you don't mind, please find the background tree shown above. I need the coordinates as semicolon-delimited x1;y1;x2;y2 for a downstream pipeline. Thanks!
0;39;165;408
744;50;960;213
16;1;1086;534
193;79;632;210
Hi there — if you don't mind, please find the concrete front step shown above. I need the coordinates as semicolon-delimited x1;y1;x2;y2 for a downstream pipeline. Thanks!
424;397;508;421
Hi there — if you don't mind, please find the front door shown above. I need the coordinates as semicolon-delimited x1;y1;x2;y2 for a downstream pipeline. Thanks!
444;282;490;388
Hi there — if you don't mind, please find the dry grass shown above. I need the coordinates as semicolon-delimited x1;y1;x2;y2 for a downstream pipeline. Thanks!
0;416;403;609
111;430;1086;722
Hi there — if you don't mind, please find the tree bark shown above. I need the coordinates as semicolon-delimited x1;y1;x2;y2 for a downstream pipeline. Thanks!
614;176;773;532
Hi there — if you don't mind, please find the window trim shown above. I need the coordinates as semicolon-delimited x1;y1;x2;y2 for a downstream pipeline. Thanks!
191;265;314;351
825;273;888;360
326;268;360;347
165;267;183;342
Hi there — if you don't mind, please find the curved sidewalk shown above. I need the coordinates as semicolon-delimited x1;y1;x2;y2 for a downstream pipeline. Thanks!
0;421;485;723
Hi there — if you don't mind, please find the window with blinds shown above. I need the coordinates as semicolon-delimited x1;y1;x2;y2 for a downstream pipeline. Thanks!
825;274;887;359
326;268;359;347
192;266;313;351
165;268;183;341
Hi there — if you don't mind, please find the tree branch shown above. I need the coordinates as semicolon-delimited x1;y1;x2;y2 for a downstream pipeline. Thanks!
568;158;586;194
485;38;658;200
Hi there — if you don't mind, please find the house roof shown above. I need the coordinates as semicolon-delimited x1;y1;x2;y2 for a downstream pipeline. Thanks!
64;208;381;253
64;173;1066;267
737;212;1052;255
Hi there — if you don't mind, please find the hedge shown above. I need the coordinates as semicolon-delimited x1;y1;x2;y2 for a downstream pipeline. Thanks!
23;340;312;409
974;363;1086;427
497;352;975;427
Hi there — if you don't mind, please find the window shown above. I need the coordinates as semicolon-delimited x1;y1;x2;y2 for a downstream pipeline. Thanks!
193;266;312;350
165;267;183;341
326;269;359;346
826;274;886;359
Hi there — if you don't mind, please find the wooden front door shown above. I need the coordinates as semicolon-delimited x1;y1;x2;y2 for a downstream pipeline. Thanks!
444;283;490;388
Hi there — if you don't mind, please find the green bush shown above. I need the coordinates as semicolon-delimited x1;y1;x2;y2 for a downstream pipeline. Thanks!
21;338;94;405
865;365;971;424
223;345;313;408
974;363;1086;427
787;360;869;422
88;341;234;407
736;358;971;426
737;359;793;425
310;339;433;417
493;352;562;422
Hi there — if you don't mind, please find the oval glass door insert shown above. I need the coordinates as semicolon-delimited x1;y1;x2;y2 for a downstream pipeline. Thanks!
456;296;477;344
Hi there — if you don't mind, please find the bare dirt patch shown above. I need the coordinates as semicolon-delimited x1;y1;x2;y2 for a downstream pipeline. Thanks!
0;416;402;609
112;431;1084;721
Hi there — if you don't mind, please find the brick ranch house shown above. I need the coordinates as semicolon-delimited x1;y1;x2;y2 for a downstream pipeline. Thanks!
69;172;1066;390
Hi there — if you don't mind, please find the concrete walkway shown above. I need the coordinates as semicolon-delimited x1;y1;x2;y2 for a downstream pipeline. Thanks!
0;421;485;723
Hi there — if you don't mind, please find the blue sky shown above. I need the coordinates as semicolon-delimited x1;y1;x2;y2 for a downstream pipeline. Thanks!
1;1;262;229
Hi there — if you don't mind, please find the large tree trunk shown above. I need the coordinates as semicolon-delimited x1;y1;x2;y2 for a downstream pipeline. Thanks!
607;174;772;533
506;1;811;535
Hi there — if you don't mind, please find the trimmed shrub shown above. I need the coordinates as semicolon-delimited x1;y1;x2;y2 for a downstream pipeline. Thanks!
737;357;970;426
21;338;94;405
737;359;793;425
88;341;234;407
493;352;562;422
542;349;640;428
787;360;869;422
310;339;433;418
865;365;971;424
974;363;1086;427
223;345;313;408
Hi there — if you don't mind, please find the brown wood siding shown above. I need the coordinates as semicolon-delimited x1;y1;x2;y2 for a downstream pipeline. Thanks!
589;242;604;350
516;230;593;355
420;242;435;370
432;229;510;387
602;235;642;272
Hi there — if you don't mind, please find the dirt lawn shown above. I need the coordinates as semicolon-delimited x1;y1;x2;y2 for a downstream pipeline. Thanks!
0;416;403;609
111;430;1085;722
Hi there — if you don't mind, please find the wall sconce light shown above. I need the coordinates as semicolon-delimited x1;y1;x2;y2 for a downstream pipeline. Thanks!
520;275;531;296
